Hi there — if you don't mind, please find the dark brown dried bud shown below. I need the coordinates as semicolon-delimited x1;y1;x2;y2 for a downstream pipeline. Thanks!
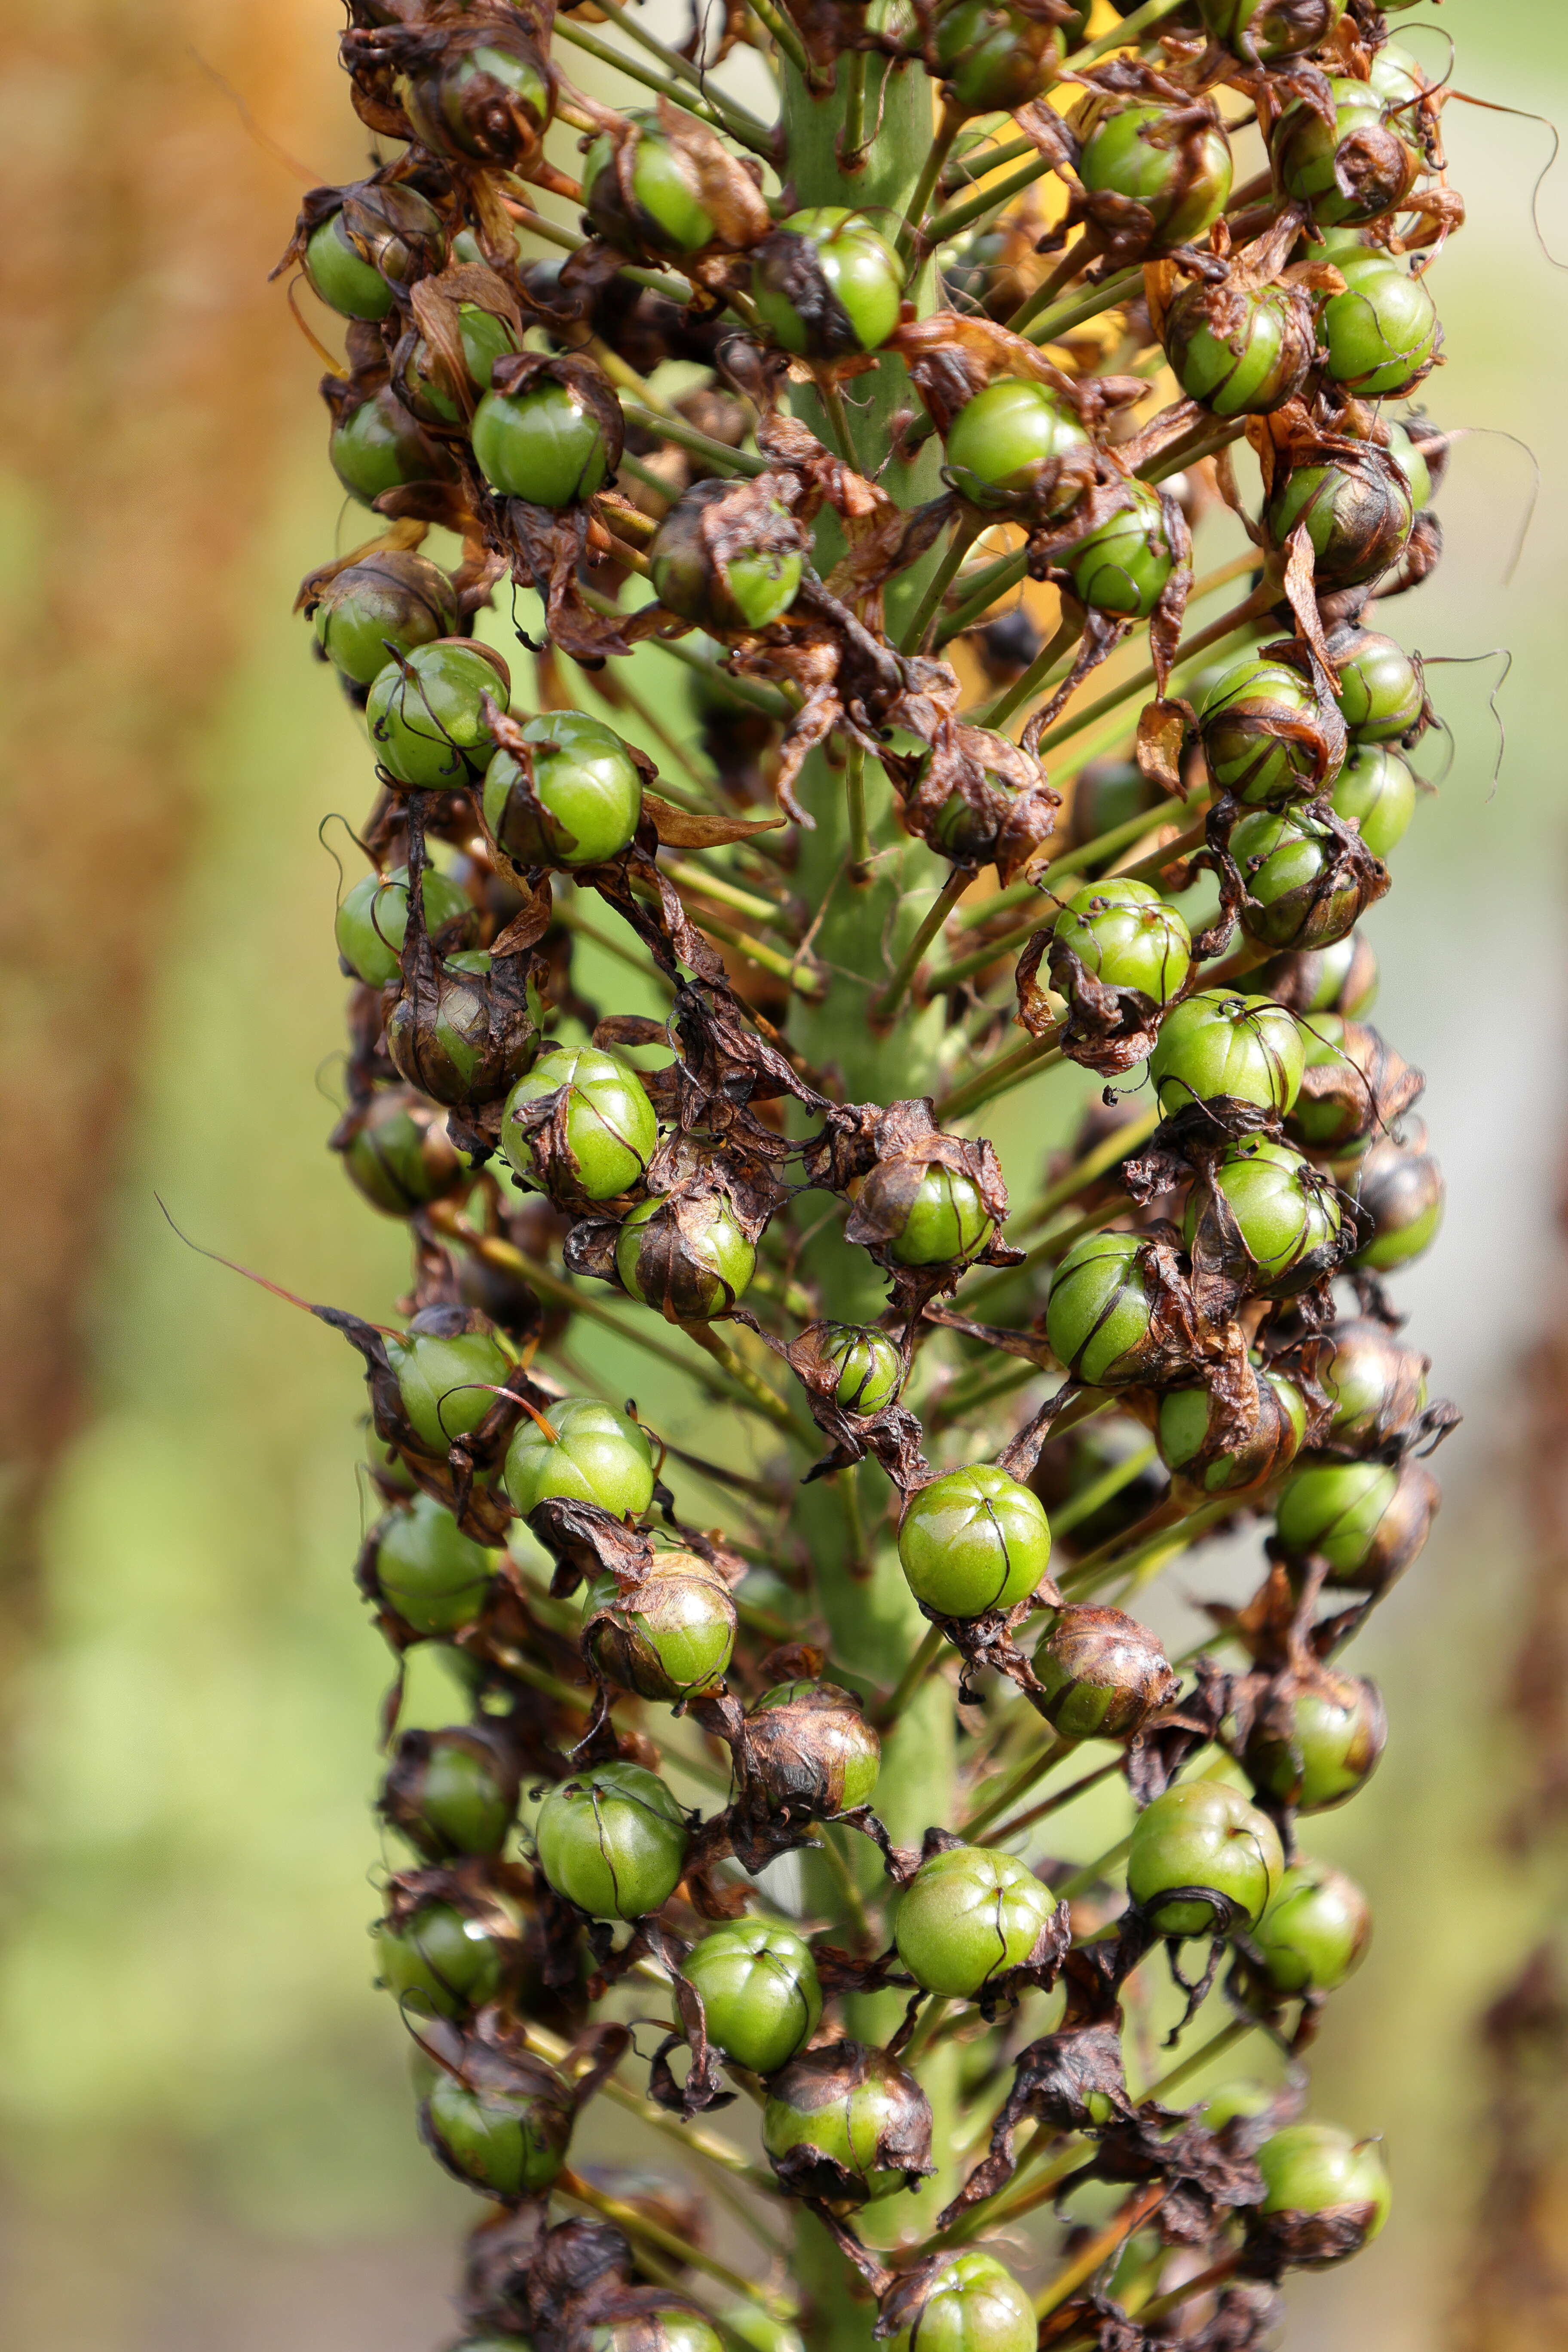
397;26;555;169
1032;1605;1178;1740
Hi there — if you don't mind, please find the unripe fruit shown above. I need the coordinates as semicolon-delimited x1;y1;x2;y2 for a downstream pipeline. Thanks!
680;1920;823;2075
1285;1017;1385;1157
1200;656;1344;805
534;1761;689;1918
1197;0;1345;60
821;1324;904;1414
1148;990;1305;1115
1274;1453;1438;1591
1350;1133;1444;1271
1053;877;1192;999
501;1045;658;1200
943;380;1092;519
1069;757;1164;859
741;1680;882;1816
380;1725;520;1859
861;1162;995;1268
377;1896;511;2017
366;640;509;788
340;1090;468;1216
482;710;644;870
881;2251;1037;2352
312;551;459;686
472;378;616;507
1253;2122;1390;2260
1032;1605;1177;1740
398;35;553;167
422;2050;574;2198
1045;1231;1155;1388
751;208;903;358
331;387;450;508
650;480;804;634
1157;1369;1306;1492
397;305;520;425
1386;416;1440;511
582;1548;737;1703
386;1311;513;1452
934;0;1065;116
1320;1317;1428;1447
1164;280;1314;416
1323;254;1440;398
899;1466;1053;1617
1261;930;1379;1020
1272;78;1420;226
761;2042;931;2204
303;183;447;320
371;1496;497;1634
894;1844;1057;1997
1063;481;1178;619
1184;1137;1344;1298
589;2312;723;2352
504;1396;655;1519
1243;1671;1387;1811
1231;808;1367;953
585;112;718;256
1126;1779;1284;1937
615;1192;757;1321
1334;630;1425;746
1266;452;1413;588
1078;102;1233;246
1249;1858;1372;1996
336;864;477;987
1332;746;1416;860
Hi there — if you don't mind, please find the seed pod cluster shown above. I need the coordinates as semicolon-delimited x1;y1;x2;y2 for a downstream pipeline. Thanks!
279;0;1467;2326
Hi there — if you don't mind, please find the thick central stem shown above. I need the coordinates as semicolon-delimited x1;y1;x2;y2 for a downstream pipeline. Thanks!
778;41;959;2342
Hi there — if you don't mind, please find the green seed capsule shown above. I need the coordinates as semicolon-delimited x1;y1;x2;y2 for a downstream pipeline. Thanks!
882;2251;1037;2352
471;378;616;507
340;1090;468;1216
380;1725;520;1859
1266;454;1414;588
303;182;447;320
330;387;451;508
1350;1133;1444;1270
741;1680;882;1815
1333;630;1426;745
311;551;459;687
1243;1670;1387;1813
934;1;1065;117
1064;481;1178;619
377;1896;511;2018
751;208;903;359
584;111;719;256
1231;807;1369;954
894;1844;1058;1997
943;379;1093;518
1148;990;1305;1116
862;1162;995;1269
1260;930;1379;1020
821;1323;904;1414
366;640;509;787
534;1760;689;1919
1053;876;1192;1000
1078;101;1233;245
680;1920;823;2075
398;35;554;167
1164;279;1314;416
504;1396;655;1519
1385;416;1438;511
396;303;520;424
761;2042;931;2205
1249;1858;1372;1996
1331;745;1416;859
1320;1317;1429;1448
502;1045;658;1201
336;864;477;987
1045;1231;1156;1388
1032;1605;1177;1740
616;1191;757;1322
422;2049;575;2198
1156;1369;1306;1492
898;1465;1053;1618
1253;2122;1390;2260
1200;655;1344;806
1197;0;1346;61
386;1312;513;1453
482;709;644;870
582;1548;737;1703
1126;1779;1284;1938
1274;1453;1438;1592
1272;77;1420;226
649;480;805;634
1323;254;1440;398
371;1495;497;1635
1184;1136;1344;1298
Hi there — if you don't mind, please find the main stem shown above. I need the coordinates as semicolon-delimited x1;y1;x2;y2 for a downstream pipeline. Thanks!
779;39;958;2343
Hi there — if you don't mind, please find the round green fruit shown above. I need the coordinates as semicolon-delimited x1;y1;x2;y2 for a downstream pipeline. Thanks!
1242;1671;1387;1812
1200;654;1344;805
1272;77;1419;225
501;1044;658;1200
584;111;719;256
1126;1779;1284;1938
943;380;1092;519
680;1920;823;2075
935;0;1065;116
366;639;508;787
761;2042;931;2205
1063;481;1178;619
1184;1136;1344;1298
882;2251;1037;2352
340;1090;467;1216
472;377;616;507
336;863;476;987
897;1465;1053;1618
377;1897;510;2018
1148;990;1305;1115
821;1324;904;1415
1197;0;1345;61
1157;1369;1306;1492
649;480;804;634
1164;279;1314;416
1032;1605;1176;1740
483;708;644;869
894;1844;1057;1998
1331;745;1416;860
1266;453;1413;589
1045;1230;1156;1388
330;387;450;508
1323;254;1440;398
504;1395;655;1519
751;208;903;358
741;1680;882;1816
1254;2122;1390;2260
863;1162;995;1269
422;2052;574;2198
615;1191;757;1322
371;1495;496;1634
386;1312;512;1452
1350;1134;1444;1270
380;1725;519;1860
312;551;459;686
1078;100;1233;245
1054;876;1191;1000
1334;630;1425;745
1231;807;1367;954
1274;1453;1438;1592
1249;1858;1372;1997
534;1760;689;1919
582;1548;737;1703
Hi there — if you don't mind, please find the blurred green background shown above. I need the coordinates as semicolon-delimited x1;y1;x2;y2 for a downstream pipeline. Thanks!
1;1;1566;2343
